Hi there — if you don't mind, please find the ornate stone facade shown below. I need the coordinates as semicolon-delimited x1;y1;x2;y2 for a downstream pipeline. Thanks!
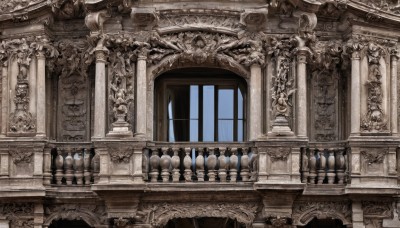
0;0;399;228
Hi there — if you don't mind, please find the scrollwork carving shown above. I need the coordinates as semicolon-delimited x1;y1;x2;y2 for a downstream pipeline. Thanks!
362;201;393;218
0;202;34;228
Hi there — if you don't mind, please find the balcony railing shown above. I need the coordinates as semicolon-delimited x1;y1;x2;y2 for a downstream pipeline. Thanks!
50;144;99;186
143;143;257;183
301;147;349;185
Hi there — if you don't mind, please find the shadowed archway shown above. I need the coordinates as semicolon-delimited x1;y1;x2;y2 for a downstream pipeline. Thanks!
164;217;245;228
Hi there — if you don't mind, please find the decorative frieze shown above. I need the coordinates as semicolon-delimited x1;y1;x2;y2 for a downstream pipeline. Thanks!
0;202;34;228
44;204;107;227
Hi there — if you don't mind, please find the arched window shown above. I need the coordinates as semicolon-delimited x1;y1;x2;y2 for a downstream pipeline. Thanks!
155;68;247;142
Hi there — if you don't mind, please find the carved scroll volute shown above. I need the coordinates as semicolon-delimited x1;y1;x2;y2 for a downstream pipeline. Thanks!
85;10;111;35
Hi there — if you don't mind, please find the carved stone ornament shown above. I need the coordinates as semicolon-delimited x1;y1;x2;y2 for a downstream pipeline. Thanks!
267;216;291;227
55;39;92;141
268;36;297;131
267;147;291;162
356;0;400;15
51;0;85;19
310;41;342;141
0;202;34;228
138;202;259;228
44;204;107;227
360;149;388;165
148;31;265;77
109;147;133;163
292;201;352;226
362;201;393;218
361;42;388;132
9;149;33;164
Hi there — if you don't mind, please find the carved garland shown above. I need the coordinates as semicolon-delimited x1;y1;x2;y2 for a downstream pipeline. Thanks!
292;201;352;226
139;202;259;228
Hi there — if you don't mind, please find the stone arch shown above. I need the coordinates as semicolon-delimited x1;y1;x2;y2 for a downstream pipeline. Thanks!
140;202;259;228
292;202;352;227
43;208;102;227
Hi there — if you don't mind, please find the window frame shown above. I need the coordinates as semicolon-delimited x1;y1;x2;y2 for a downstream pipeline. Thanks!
155;70;247;142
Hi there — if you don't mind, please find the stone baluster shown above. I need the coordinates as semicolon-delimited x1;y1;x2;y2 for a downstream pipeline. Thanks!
229;148;238;182
160;147;171;182
335;149;346;184
64;149;74;185
171;148;180;182
142;148;150;182
249;147;258;182
54;149;64;185
183;148;192;182
196;148;205;182
317;150;326;184
207;148;217;182
149;149;160;182
327;150;336;184
308;149;317;184
218;147;228;182
240;148;250;181
301;148;309;183
73;149;84;185
83;149;92;185
91;152;100;184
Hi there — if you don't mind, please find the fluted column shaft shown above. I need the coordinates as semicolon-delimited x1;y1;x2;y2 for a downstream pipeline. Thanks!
391;53;398;135
36;51;46;137
135;55;147;138
249;64;262;141
296;50;308;138
93;48;108;138
350;51;361;135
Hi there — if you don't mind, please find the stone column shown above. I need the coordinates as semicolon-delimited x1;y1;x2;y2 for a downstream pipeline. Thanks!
34;203;44;228
249;64;262;141
134;53;147;139
36;51;46;137
352;201;365;228
93;48;108;139
1;62;8;136
296;49;308;138
350;50;361;135
390;51;398;135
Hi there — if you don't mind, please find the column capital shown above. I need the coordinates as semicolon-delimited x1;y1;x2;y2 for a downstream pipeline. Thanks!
94;47;109;63
390;47;400;60
36;50;45;60
295;47;311;64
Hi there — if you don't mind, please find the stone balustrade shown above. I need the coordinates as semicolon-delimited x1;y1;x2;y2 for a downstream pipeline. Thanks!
50;145;99;186
143;144;257;182
301;147;348;185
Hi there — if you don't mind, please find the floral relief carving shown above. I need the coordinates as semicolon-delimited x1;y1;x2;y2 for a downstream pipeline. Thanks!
267;147;291;162
292;201;352;226
109;147;133;163
360;149;388;165
139;202;259;228
9;149;33;164
362;201;393;218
